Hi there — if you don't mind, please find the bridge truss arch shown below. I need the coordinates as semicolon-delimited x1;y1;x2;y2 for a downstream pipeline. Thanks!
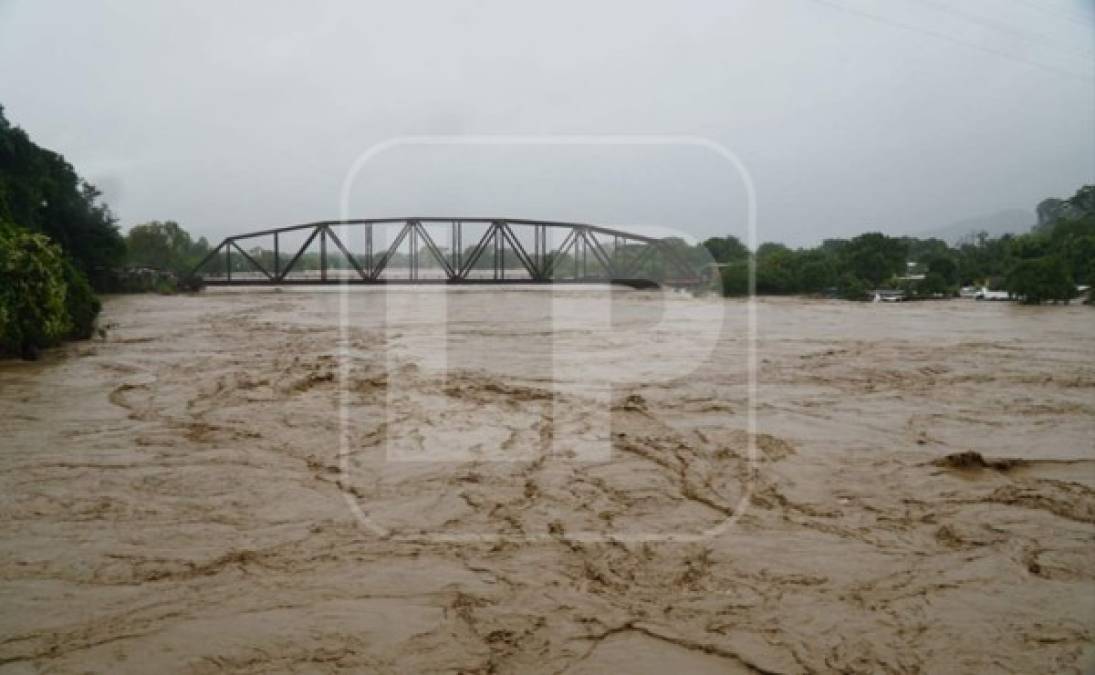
189;218;702;288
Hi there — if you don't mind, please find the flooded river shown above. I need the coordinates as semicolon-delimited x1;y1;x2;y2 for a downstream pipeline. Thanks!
1;289;1093;673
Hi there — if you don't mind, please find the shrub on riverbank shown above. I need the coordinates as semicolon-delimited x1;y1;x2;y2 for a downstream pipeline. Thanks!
0;227;70;357
0;223;102;358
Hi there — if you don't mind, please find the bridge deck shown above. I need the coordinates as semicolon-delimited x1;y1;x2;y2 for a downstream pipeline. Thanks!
202;277;665;289
189;218;702;289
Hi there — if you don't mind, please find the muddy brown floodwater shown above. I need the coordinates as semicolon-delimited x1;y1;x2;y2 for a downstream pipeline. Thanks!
1;289;1093;673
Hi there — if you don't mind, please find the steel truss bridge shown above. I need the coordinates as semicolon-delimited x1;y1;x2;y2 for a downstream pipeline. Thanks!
189;218;701;288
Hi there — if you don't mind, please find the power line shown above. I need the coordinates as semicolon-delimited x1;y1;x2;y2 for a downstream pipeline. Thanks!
802;0;1092;81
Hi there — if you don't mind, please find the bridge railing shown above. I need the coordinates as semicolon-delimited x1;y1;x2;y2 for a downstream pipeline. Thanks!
188;218;702;288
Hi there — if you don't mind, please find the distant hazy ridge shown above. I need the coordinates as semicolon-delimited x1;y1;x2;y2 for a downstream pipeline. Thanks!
915;208;1033;244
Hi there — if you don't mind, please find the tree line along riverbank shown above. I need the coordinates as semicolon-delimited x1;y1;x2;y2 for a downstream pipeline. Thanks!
700;185;1093;304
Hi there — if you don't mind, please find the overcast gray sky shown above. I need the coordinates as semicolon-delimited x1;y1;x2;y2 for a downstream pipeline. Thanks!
1;0;1092;246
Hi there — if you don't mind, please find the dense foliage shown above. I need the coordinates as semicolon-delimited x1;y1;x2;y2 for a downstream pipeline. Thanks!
61;256;101;339
0;106;110;356
0;106;124;289
1005;258;1076;305
125;220;212;275
0;223;72;357
704;185;1094;303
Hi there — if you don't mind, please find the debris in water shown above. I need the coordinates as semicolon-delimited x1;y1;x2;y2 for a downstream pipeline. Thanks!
933;450;1026;472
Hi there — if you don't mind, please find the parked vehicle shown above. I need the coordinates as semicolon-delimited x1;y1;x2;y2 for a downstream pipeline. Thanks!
974;287;1010;301
872;289;906;302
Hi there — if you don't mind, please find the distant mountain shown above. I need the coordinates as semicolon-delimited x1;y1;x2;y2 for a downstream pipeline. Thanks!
914;208;1033;244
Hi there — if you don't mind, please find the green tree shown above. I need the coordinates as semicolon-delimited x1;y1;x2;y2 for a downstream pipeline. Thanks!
955;232;1016;285
836;272;868;300
0;106;124;288
0;226;70;357
1042;213;1095;285
754;243;797;294
919;271;950;296
702;235;749;263
125;220;209;274
840;233;907;286
926;256;959;286
1005;257;1076;304
719;260;750;296
798;254;837;292
905;237;951;263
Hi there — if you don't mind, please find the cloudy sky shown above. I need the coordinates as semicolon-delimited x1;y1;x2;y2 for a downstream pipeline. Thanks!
1;0;1092;245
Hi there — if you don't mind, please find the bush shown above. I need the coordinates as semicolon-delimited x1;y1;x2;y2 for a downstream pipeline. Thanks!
0;228;70;356
0;224;103;357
